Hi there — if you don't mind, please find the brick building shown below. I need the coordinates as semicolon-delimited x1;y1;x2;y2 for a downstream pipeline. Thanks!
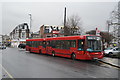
40;25;64;38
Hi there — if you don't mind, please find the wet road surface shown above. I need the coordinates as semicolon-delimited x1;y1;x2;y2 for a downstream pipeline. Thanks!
2;48;119;78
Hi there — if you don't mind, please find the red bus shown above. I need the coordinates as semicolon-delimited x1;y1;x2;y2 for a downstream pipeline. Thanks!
26;35;104;60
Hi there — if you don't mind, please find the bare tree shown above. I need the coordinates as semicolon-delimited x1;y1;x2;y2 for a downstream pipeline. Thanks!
65;15;83;36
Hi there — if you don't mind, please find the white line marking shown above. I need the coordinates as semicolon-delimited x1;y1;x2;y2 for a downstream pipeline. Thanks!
0;64;15;80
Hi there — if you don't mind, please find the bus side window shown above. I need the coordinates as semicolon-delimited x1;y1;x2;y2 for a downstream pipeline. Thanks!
26;41;28;46
61;40;64;49
36;41;38;47
30;41;31;47
34;41;36;47
42;41;46;48
39;41;41;46
67;40;71;49
35;41;36;47
51;40;56;48
28;41;30;46
34;41;35;47
49;41;52;47
46;41;50;46
28;41;29;46
33;41;35;47
63;40;70;49
31;41;33;47
63;40;67;49
36;41;39;47
70;40;76;48
56;40;61;49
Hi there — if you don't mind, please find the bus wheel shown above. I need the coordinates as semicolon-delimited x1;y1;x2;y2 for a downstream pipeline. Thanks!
52;51;55;57
29;49;32;53
71;53;76;60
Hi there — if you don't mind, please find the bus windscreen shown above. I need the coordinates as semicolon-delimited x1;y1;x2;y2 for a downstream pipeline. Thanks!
87;36;102;52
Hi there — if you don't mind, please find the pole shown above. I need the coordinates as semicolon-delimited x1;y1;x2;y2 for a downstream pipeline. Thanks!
107;20;110;33
118;1;120;50
28;13;32;37
29;14;32;31
64;7;67;36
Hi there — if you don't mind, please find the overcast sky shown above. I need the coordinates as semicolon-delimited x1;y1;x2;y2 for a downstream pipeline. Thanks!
2;2;118;35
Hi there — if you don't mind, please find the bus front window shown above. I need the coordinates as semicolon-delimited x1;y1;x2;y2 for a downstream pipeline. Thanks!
87;36;102;52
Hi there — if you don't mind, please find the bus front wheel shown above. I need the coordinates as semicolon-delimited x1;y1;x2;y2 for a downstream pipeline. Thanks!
71;53;76;60
52;51;55;57
29;49;32;53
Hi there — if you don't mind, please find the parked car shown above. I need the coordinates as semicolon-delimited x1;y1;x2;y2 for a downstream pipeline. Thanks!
0;45;6;49
18;44;26;49
104;47;120;56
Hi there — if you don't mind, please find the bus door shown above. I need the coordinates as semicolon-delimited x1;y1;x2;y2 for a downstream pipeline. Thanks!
69;40;77;54
46;41;52;54
78;39;85;55
42;41;47;54
57;40;71;57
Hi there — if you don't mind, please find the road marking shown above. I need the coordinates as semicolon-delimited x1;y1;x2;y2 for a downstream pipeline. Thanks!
0;64;15;80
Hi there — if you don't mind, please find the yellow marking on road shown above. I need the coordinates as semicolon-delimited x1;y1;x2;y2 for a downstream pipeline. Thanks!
0;64;15;80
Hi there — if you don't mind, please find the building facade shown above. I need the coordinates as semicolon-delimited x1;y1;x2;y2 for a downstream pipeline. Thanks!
40;25;64;38
2;35;11;46
10;23;30;47
31;31;40;38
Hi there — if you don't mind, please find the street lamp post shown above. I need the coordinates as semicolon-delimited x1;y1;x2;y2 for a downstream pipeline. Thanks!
28;13;32;37
118;1;120;50
64;7;67;36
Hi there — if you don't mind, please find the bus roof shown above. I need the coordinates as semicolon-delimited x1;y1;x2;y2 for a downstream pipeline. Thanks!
26;35;101;41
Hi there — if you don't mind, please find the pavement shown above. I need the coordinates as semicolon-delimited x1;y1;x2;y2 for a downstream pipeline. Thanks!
100;57;120;68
